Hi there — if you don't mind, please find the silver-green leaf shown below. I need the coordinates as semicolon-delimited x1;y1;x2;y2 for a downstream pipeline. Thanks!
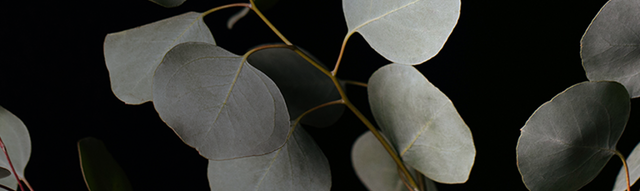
516;81;630;191
208;123;330;191
153;42;290;160
613;142;640;191
104;11;215;104
368;63;475;183
343;0;460;65
148;0;186;8
0;105;31;190
581;0;640;98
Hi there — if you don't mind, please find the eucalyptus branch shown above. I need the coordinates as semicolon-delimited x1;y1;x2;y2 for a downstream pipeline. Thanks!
200;3;251;18
343;80;368;88
249;0;292;45
292;99;345;128
0;137;25;191
331;34;352;76
614;150;631;191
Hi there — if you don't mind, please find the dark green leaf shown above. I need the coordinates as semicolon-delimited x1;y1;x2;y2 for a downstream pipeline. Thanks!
78;137;132;191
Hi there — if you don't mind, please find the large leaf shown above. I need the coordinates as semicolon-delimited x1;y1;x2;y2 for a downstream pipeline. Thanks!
149;0;186;8
351;131;438;191
78;137;133;191
580;0;640;98
247;47;344;127
343;0;460;65
516;81;630;191
613;142;640;191
104;11;215;104
367;63;475;183
153;42;290;160
208;123;330;190
0;105;31;190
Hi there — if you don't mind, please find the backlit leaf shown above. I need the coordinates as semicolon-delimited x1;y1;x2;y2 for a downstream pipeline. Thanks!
78;137;133;191
153;42;290;160
148;0;186;8
613;142;640;191
0;105;31;190
104;11;215;104
516;81;630;191
581;0;640;98
368;64;475;183
208;123;330;190
343;0;460;65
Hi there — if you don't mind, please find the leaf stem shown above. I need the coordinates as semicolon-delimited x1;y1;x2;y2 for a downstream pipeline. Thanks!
615;150;631;191
0;137;25;191
343;80;368;88
293;99;345;128
249;0;292;45
200;3;251;18
331;33;353;76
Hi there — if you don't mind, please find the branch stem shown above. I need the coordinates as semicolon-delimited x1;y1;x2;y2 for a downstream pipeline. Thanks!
615;150;631;191
249;0;292;45
0;137;25;191
201;3;251;18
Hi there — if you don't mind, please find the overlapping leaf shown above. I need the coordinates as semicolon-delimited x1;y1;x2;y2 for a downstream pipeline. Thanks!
516;81;630;191
580;0;640;98
343;0;460;65
78;137;133;191
613;142;640;191
247;47;344;127
208;123;330;190
148;0;186;8
153;42;290;160
104;11;215;104
0;105;31;190
368;64;475;183
352;131;438;191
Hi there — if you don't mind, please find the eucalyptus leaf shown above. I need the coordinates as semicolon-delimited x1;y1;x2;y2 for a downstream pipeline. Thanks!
149;0;186;8
247;47;344;127
153;42;290;160
104;11;215;104
343;0;460;65
208;123;330;191
0;105;31;190
580;0;640;98
352;131;438;191
368;63;475;183
516;81;630;191
78;137;133;191
613;142;640;191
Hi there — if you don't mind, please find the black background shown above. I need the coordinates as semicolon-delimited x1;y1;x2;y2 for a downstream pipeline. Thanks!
2;0;639;190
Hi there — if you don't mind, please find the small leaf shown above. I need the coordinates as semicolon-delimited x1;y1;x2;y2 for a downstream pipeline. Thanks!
247;47;344;127
153;42;290;160
0;105;31;190
78;137;133;191
613;142;640;191
208;123;331;190
104;11;215;104
368;64;475;183
343;0;460;65
148;0;186;8
516;81;630;191
580;0;640;98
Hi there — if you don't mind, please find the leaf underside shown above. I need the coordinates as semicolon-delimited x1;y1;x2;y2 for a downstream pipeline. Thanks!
78;137;133;191
0;105;31;190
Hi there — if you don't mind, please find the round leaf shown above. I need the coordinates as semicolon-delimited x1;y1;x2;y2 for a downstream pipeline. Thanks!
343;0;460;65
516;81;630;191
78;137;133;191
247;47;344;127
104;11;216;104
208;124;331;191
613;142;640;191
580;0;640;98
153;42;291;160
0;105;31;190
368;63;475;183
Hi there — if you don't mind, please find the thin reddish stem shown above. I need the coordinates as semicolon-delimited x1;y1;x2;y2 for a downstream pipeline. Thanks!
0;137;24;191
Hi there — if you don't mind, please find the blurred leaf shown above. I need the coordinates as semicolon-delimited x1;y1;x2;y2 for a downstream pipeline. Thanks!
342;0;460;65
0;105;31;190
581;0;640;98
247;47;344;127
104;11;215;104
368;64;475;183
613;142;640;191
516;81;630;191
153;42;290;160
148;0;186;8
78;137;133;191
208;123;330;190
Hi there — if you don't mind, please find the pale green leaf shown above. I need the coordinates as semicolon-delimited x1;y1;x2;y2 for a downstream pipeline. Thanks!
78;137;133;191
613;142;640;191
516;81;630;191
153;42;290;160
149;0;186;8
368;64;475;183
351;131;439;191
0;105;31;190
208;123;330;191
247;47;344;127
343;0;460;65
581;0;640;98
104;11;215;104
